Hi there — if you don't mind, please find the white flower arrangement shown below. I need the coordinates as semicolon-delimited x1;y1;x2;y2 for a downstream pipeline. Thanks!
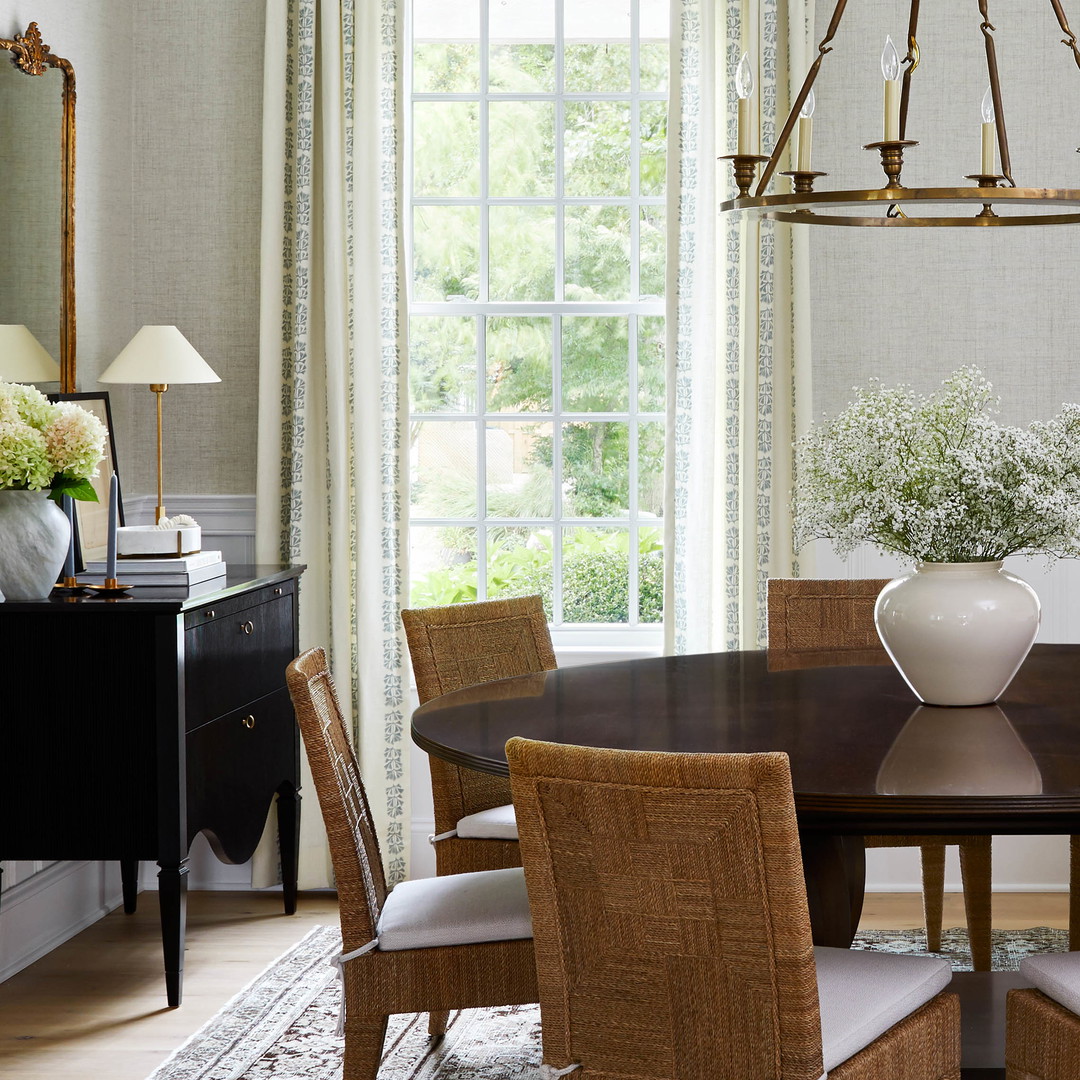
793;366;1080;563
0;380;108;502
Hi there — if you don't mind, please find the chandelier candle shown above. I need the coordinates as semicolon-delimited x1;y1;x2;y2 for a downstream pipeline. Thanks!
981;86;995;175
736;52;755;154
881;36;901;141
797;89;815;171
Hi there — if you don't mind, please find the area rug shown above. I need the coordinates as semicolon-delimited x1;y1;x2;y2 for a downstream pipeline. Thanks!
146;924;1068;1080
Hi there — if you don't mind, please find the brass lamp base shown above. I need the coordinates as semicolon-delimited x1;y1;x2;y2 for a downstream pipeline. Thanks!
150;383;169;524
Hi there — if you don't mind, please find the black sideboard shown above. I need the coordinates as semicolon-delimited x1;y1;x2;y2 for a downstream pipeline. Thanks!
0;564;305;1005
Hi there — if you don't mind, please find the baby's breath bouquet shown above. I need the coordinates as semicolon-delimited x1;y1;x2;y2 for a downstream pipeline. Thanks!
0;380;107;502
793;367;1080;563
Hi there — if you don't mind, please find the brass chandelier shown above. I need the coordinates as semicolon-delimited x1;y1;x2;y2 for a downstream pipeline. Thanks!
719;0;1080;226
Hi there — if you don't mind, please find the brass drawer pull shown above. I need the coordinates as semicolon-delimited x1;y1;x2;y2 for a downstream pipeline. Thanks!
204;610;216;619
274;587;283;596
241;620;255;635
242;715;256;730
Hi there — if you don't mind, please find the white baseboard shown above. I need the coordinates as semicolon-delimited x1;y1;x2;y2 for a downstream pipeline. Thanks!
0;862;123;982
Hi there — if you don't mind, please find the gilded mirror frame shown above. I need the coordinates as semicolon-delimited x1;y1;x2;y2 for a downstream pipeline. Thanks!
0;22;75;391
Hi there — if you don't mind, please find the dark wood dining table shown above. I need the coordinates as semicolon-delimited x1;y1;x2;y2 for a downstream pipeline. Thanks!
411;643;1080;1077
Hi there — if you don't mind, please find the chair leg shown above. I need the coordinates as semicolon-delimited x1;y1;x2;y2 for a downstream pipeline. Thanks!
1070;835;1080;952
920;845;946;953
428;1009;451;1036
958;836;992;972
343;1014;389;1080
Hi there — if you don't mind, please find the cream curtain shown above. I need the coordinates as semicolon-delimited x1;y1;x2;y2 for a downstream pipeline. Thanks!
256;0;410;888
665;0;815;655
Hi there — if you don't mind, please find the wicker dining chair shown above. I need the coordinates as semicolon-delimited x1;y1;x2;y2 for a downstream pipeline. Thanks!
507;737;961;1080
1006;956;1080;1080
768;577;993;971
285;648;538;1079
402;595;557;876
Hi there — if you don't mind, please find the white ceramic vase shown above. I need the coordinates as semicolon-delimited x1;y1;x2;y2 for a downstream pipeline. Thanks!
0;489;71;600
874;561;1041;707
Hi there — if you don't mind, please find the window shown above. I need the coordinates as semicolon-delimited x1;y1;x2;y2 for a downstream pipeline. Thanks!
408;0;669;644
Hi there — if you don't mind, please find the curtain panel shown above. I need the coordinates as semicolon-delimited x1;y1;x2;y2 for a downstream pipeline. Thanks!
257;0;410;888
665;0;815;655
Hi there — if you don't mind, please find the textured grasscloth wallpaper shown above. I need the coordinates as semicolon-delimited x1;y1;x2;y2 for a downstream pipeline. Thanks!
808;1;1080;426
0;0;263;496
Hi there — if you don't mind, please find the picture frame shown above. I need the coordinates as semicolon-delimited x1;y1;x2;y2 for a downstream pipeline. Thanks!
49;391;123;568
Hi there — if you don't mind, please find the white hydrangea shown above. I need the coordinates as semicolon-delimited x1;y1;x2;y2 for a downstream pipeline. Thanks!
0;381;108;502
793;367;1080;562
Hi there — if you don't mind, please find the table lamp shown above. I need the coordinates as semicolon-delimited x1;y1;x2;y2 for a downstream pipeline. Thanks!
0;324;62;382
99;325;220;524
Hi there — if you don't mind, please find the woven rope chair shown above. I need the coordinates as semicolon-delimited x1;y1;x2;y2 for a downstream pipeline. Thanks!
1007;962;1080;1080
402;595;556;876
507;737;961;1080
285;648;538;1079
768;578;993;972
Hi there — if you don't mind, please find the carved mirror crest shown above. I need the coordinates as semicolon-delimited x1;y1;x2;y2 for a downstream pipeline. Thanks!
0;22;76;391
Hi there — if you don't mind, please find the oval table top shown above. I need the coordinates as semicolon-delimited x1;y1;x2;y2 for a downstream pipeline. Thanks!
411;642;1080;835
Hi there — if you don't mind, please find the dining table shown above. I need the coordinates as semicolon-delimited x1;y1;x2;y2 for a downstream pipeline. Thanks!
411;642;1080;1077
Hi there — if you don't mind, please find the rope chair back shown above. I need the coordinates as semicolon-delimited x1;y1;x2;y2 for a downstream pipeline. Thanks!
767;578;995;972
506;738;825;1080
402;594;556;704
767;578;892;671
286;647;387;953
403;596;557;864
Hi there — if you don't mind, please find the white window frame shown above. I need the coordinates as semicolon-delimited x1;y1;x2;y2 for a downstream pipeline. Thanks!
407;0;668;656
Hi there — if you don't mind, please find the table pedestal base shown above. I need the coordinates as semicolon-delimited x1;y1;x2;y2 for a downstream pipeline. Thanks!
954;969;1030;1077
801;831;866;946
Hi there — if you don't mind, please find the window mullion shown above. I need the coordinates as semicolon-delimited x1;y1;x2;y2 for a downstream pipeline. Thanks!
408;0;668;637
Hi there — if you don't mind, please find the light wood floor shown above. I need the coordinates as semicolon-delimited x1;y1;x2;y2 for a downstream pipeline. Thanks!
0;890;1069;1080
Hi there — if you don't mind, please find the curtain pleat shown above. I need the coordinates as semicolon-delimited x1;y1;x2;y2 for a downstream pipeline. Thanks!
666;0;815;656
256;0;409;889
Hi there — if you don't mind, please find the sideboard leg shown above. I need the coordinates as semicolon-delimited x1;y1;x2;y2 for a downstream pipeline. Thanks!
158;859;189;1007
800;832;866;947
120;858;139;913
277;786;301;915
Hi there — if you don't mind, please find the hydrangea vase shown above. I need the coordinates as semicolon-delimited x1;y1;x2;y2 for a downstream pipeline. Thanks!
874;561;1040;707
0;490;71;601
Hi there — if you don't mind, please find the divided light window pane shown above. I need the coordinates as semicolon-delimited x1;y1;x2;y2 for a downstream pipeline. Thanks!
409;0;668;632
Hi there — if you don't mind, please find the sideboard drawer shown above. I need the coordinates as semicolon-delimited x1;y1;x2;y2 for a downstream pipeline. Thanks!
186;687;299;863
184;591;296;730
184;579;296;631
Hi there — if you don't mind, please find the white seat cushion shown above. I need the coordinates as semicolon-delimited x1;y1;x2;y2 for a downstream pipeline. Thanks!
1019;952;1080;1015
456;802;519;840
376;866;532;951
815;946;953;1072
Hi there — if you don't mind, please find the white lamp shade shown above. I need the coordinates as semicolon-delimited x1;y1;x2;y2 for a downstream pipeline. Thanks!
99;325;220;385
0;325;61;382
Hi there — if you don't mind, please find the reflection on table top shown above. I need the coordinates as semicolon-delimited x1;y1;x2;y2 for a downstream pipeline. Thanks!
411;643;1080;834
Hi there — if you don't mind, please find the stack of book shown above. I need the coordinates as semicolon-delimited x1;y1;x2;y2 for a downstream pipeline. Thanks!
81;549;227;594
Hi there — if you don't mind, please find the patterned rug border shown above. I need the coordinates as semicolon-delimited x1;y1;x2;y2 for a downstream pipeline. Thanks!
146;924;1069;1080
145;925;341;1080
